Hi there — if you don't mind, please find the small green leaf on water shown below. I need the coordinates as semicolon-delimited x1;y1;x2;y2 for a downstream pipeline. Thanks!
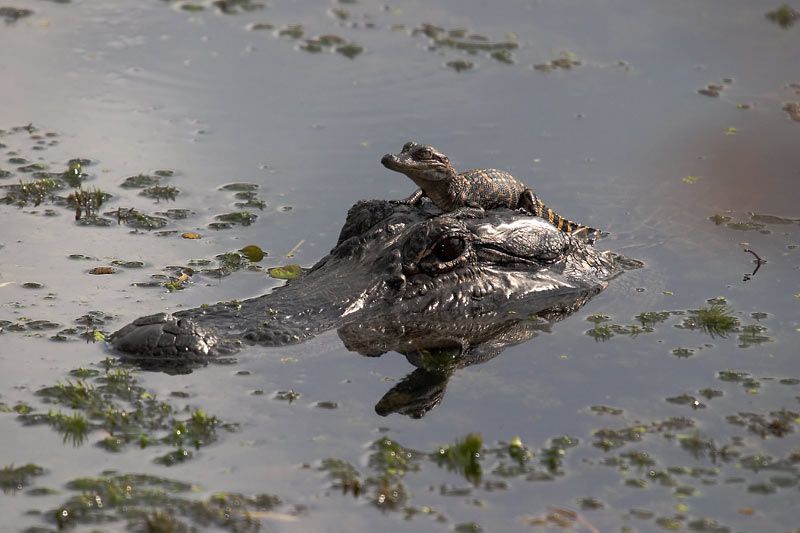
793;293;800;299
239;245;265;262
219;182;259;192
268;264;302;280
91;331;105;342
336;42;364;59
765;4;800;28
446;59;474;72
724;126;738;135
682;175;700;184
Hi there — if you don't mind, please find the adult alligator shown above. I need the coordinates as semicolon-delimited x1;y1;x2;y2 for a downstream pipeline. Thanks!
110;199;628;380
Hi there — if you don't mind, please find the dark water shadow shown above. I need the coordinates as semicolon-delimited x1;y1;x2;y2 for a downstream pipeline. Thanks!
338;291;602;418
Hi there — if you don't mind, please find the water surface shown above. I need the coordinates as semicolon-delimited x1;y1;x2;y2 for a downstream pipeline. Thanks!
1;0;798;530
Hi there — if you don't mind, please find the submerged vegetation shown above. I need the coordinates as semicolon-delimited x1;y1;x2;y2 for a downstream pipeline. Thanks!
66;186;108;220
211;211;258;228
684;302;738;337
412;23;519;70
1;157;100;217
0;6;33;23
0;127;291;238
2;176;62;207
114;207;169;230
0;463;45;494
120;173;162;189
311;410;800;531
11;360;236;465
435;433;483;484
140;184;180;202
533;52;582;72
582;298;777;348
765;4;800;28
49;472;289;531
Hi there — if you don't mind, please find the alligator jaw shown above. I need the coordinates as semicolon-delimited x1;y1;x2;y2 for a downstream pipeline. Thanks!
381;152;419;176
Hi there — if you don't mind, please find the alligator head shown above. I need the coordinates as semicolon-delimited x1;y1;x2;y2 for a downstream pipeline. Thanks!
109;200;624;378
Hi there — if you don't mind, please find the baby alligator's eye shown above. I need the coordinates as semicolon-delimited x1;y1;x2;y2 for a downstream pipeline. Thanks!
433;236;466;263
415;148;435;161
402;141;416;152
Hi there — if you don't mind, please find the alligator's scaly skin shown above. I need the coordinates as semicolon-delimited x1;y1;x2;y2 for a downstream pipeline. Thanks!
109;200;624;382
381;141;601;240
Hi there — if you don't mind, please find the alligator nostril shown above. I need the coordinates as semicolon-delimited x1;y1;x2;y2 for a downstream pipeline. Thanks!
386;275;405;292
402;261;419;276
381;154;394;167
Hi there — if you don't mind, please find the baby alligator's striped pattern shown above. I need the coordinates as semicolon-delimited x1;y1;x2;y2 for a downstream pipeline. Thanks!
381;142;602;242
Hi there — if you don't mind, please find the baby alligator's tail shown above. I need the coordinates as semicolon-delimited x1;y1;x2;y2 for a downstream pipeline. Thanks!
521;189;604;244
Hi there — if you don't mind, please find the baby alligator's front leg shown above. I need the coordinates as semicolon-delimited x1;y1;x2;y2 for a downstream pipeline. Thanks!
400;188;425;205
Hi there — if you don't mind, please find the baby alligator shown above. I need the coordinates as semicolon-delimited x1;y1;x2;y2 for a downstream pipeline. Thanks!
381;141;602;242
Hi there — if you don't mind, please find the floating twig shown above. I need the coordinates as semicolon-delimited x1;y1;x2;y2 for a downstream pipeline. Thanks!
286;239;305;258
743;248;766;265
742;248;766;281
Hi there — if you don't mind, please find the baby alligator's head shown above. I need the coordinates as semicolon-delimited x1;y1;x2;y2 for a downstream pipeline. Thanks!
381;141;457;183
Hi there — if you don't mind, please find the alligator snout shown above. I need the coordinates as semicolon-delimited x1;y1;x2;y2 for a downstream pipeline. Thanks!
381;153;396;168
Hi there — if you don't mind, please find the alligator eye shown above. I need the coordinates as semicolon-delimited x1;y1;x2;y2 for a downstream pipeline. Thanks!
536;250;562;265
415;148;435;160
432;236;466;263
402;141;416;152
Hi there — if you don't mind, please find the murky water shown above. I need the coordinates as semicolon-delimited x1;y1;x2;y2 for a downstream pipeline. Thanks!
1;0;798;530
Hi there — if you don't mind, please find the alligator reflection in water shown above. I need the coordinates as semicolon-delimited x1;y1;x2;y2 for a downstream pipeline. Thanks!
111;199;631;414
339;298;595;418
